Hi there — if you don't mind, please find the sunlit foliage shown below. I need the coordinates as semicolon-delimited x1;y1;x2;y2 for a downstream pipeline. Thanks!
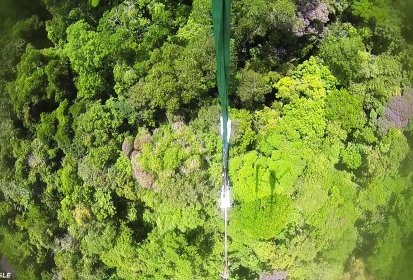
0;0;412;279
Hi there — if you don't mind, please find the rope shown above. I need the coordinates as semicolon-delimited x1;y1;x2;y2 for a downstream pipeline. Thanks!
222;207;229;280
212;0;232;278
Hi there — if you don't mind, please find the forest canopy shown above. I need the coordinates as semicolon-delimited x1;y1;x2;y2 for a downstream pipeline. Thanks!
0;0;413;279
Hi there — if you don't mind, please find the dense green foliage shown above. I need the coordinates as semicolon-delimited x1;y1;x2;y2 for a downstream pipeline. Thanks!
0;0;412;279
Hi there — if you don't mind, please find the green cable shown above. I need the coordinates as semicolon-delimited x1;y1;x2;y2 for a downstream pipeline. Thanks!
212;0;231;278
212;0;231;167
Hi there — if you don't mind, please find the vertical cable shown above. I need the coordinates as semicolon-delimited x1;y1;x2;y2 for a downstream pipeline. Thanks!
223;206;229;279
212;0;231;278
